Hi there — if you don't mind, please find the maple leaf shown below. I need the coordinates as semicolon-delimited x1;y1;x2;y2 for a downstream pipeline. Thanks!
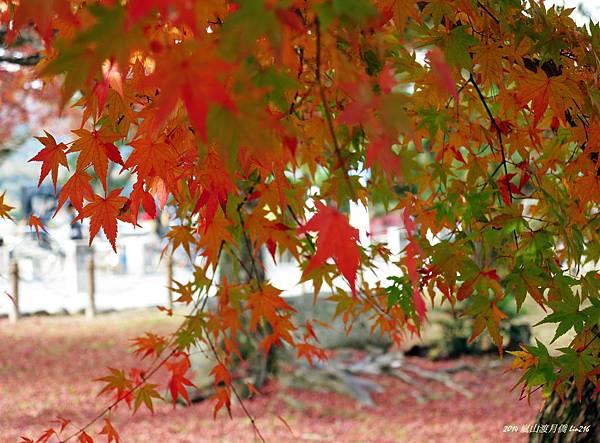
122;139;177;182
53;416;71;434
93;60;125;116
572;173;600;205
128;180;156;225
515;68;575;126
35;428;56;443
133;383;162;414
296;342;327;366
78;432;94;443
30;131;68;191
497;173;522;206
192;150;236;227
402;209;427;320
55;170;95;214
468;299;508;355
366;133;401;179
28;215;48;239
95;368;134;407
167;372;194;407
212;386;232;419
8;0;75;47
197;209;234;264
141;44;236;140
131;333;167;359
98;418;120;443
166;225;197;257
0;192;14;221
426;47;458;102
298;201;361;294
166;354;195;407
75;189;128;252
247;285;296;333
70;128;124;191
170;280;195;304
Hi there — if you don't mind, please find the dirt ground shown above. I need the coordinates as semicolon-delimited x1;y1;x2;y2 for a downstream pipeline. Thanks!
0;310;542;442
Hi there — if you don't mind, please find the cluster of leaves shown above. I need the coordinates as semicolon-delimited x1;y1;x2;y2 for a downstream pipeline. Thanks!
2;0;599;440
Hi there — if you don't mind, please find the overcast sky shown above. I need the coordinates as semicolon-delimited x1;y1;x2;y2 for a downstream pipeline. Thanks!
546;0;600;24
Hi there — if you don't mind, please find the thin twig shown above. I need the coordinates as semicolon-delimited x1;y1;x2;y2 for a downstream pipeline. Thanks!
0;53;41;65
477;1;500;24
469;73;519;247
206;336;266;443
315;18;356;200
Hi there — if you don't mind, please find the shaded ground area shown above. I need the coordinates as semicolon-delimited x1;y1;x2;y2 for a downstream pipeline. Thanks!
1;310;541;442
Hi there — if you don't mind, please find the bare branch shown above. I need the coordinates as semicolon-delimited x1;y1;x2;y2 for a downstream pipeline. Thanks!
0;53;41;66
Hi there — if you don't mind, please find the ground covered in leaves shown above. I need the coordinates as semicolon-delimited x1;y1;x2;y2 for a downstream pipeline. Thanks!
1;310;541;442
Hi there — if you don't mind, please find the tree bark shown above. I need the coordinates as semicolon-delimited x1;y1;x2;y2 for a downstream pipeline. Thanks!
529;380;599;443
218;239;272;389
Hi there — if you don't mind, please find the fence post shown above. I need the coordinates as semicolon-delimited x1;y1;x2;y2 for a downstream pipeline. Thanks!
167;253;174;311
8;260;19;322
86;253;96;319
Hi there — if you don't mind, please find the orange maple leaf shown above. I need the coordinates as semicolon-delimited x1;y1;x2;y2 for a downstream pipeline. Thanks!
70;128;124;191
55;170;95;213
122;139;177;181
247;285;296;333
515;68;575;126
28;215;48;239
197;209;234;264
0;192;14;221
75;189;128;252
30;131;68;191
98;418;120;443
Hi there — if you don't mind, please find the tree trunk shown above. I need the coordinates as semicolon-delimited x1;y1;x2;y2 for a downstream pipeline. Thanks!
529;380;599;443
219;239;273;389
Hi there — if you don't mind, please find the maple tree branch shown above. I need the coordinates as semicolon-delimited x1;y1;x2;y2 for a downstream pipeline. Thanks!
518;383;542;401
60;346;179;442
315;18;356;201
469;74;519;248
287;204;316;252
579;327;600;353
235;182;264;290
61;242;228;442
206;336;266;443
224;242;254;280
0;53;41;66
477;1;500;25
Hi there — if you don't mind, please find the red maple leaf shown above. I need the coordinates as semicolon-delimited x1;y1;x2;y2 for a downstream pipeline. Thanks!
426;47;458;102
128;179;156;225
34;428;56;443
366;133;401;179
191;151;236;227
78;432;93;443
165;354;195;407
298;201;360;294
141;44;236;141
